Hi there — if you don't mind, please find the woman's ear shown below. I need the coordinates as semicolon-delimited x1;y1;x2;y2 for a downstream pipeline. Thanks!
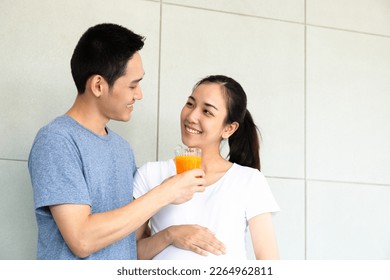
222;122;239;139
88;75;106;98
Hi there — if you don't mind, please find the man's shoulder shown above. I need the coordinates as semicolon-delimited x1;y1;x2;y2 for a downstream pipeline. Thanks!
36;115;73;136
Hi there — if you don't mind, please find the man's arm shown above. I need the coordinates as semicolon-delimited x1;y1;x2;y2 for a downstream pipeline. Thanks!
50;169;206;258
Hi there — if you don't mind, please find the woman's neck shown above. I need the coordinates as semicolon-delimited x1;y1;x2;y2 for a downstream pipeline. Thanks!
199;150;233;188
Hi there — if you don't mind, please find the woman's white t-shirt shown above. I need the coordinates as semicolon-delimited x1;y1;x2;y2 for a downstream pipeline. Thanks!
133;160;280;260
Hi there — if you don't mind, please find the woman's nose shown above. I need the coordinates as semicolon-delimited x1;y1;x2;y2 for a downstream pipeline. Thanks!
186;108;200;123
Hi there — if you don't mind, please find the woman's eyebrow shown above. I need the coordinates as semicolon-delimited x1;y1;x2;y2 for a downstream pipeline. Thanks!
188;96;218;110
204;102;218;111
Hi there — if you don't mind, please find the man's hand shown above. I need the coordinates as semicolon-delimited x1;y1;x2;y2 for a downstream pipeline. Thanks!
160;169;206;204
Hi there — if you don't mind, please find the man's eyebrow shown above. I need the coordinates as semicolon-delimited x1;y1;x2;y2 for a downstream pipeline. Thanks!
131;78;143;84
188;96;218;110
130;73;145;84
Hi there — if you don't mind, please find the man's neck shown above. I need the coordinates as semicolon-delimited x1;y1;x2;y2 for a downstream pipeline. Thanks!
66;95;108;136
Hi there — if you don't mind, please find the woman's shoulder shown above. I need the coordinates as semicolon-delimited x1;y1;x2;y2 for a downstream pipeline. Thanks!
137;159;176;177
134;159;176;194
231;163;264;177
229;163;269;186
139;159;174;169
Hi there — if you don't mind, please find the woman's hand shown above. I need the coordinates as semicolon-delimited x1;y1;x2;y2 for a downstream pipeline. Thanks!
167;225;226;256
137;224;225;259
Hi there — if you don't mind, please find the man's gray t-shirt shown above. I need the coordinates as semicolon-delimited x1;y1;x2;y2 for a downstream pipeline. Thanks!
28;115;136;259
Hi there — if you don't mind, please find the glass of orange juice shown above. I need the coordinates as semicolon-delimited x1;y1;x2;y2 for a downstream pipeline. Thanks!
174;147;202;174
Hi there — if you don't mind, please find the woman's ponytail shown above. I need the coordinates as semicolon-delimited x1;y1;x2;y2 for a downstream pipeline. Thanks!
228;109;261;170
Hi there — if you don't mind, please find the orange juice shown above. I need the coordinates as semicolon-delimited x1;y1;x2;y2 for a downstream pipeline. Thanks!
175;155;202;174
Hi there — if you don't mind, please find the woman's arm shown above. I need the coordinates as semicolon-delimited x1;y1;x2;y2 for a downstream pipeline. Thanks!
137;225;226;260
248;212;279;260
136;221;151;241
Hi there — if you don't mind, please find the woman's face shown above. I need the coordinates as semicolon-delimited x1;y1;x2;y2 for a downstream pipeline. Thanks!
180;82;235;150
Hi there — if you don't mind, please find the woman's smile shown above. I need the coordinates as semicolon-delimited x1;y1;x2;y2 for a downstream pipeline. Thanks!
184;124;202;135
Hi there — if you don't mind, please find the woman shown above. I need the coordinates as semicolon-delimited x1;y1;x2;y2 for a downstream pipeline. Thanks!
134;75;280;259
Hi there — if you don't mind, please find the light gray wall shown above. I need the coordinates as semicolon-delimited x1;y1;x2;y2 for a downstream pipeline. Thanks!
1;0;389;260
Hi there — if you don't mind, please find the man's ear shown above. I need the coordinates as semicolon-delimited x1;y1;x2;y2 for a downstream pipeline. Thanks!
88;75;106;98
222;122;239;139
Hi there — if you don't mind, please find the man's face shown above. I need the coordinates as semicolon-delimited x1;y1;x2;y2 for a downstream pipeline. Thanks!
99;52;145;122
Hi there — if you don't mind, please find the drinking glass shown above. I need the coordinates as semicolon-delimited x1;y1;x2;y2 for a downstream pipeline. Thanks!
174;147;202;174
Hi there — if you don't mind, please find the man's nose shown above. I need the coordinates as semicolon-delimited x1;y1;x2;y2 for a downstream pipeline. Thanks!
134;86;143;100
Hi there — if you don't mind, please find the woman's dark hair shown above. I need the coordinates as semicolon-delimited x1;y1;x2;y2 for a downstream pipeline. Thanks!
194;75;261;170
70;23;145;93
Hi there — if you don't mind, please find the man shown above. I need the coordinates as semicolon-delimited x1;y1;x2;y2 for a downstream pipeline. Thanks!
28;23;223;259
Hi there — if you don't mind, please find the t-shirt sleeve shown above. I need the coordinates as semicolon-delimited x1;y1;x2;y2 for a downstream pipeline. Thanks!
133;160;176;199
133;164;151;199
28;132;90;212
245;170;280;220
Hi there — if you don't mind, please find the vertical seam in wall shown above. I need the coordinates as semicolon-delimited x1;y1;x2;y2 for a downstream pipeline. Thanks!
156;0;163;161
304;0;308;260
